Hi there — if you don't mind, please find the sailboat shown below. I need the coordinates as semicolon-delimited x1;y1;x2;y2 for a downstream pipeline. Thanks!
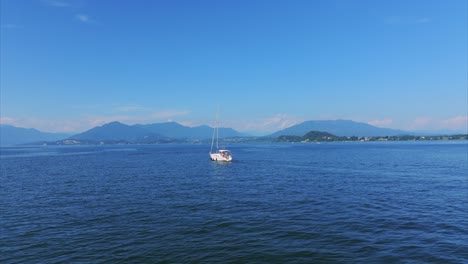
209;109;233;162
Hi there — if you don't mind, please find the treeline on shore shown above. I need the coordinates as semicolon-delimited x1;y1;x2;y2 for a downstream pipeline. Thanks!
276;131;468;142
23;131;468;146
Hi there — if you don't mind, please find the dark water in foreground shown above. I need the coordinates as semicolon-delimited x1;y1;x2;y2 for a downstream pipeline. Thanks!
1;142;467;263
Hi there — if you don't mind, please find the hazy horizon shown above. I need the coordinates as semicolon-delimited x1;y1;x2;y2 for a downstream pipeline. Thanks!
1;0;467;134
2;118;467;137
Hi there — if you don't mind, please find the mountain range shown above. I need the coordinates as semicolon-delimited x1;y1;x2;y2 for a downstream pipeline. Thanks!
0;121;247;145
70;121;244;142
0;124;71;146
270;120;408;137
2;119;457;146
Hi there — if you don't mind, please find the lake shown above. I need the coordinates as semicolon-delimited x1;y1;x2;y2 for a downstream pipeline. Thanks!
1;142;467;263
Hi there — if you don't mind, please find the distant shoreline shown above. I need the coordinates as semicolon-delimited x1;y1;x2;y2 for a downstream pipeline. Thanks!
275;133;468;143
2;134;465;147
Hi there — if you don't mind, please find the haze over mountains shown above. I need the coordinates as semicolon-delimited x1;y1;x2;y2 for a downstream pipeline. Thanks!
0;121;245;145
0;124;70;146
269;120;408;138
70;121;244;142
1;119;464;146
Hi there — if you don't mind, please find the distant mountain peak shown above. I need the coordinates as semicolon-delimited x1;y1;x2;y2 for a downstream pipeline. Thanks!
101;121;126;127
270;119;408;137
70;121;148;141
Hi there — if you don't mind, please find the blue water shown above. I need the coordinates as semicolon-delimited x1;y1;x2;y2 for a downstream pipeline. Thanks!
1;142;467;263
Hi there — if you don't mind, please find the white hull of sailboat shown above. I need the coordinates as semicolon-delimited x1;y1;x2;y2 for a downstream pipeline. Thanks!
209;107;233;162
210;152;232;162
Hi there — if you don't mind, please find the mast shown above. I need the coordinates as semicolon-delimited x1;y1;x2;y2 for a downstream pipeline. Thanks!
210;124;215;153
210;105;220;153
210;128;216;153
216;105;220;150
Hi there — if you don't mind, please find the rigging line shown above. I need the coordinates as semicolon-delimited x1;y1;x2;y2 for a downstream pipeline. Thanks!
216;105;219;150
210;121;215;153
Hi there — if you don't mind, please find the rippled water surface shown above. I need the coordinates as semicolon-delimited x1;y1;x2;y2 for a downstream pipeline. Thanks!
1;142;467;263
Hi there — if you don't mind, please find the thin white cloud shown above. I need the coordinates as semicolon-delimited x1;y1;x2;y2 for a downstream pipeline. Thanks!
412;117;433;128
406;116;468;132
368;119;394;128
43;0;73;8
42;0;91;23
223;114;304;134
440;116;468;131
178;121;197;127
263;114;302;130
0;117;17;124
76;14;90;23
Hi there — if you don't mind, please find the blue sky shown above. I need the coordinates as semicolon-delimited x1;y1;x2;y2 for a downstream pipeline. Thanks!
1;0;467;134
